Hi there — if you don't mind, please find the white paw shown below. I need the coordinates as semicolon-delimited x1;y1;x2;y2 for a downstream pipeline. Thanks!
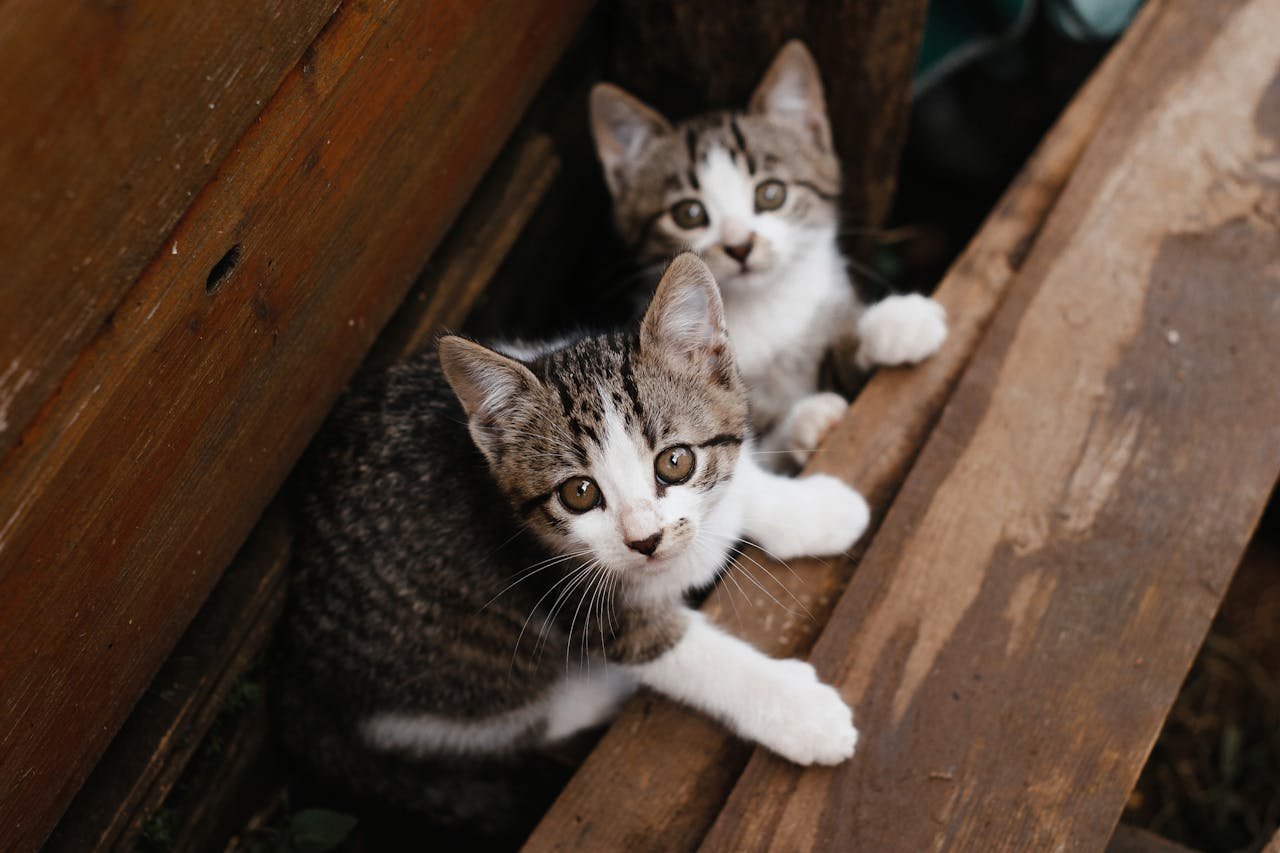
782;392;847;468
856;293;947;371
766;475;870;559
747;659;858;766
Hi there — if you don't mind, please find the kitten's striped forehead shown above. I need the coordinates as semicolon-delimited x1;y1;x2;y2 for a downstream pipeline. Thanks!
486;331;748;518
614;109;841;253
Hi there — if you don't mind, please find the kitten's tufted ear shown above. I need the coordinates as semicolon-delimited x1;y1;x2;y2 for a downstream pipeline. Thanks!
641;253;733;383
590;82;673;197
749;40;833;153
439;336;539;429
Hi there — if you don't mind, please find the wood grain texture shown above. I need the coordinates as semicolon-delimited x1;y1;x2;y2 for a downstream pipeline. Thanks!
701;1;1280;849
522;5;1159;850
367;132;561;369
43;510;290;853
0;1;593;848
0;0;341;456
605;0;926;243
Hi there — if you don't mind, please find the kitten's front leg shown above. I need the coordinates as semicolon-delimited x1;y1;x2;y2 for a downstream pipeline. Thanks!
759;391;849;470
624;611;856;765
855;293;948;371
736;450;869;559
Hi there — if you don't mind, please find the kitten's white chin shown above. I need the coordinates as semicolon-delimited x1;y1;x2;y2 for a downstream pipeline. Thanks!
715;266;773;292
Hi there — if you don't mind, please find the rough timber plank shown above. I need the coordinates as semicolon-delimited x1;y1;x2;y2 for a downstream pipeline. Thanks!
701;1;1280;850
0;0;341;455
43;510;290;853
0;1;593;848
522;3;1160;850
367;132;562;369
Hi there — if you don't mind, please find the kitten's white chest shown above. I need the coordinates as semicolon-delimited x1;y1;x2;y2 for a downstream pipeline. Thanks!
722;242;857;428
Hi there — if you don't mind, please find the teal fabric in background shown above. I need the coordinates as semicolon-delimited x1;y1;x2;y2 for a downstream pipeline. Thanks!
914;0;1143;96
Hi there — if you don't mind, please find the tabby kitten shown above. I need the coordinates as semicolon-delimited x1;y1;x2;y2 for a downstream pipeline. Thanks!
591;41;948;467
274;254;867;826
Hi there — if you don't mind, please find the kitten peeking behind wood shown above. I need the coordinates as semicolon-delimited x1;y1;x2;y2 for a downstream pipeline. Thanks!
592;40;947;469
273;254;866;829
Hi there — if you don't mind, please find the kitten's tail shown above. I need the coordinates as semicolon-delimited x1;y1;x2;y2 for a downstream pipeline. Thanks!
271;679;562;839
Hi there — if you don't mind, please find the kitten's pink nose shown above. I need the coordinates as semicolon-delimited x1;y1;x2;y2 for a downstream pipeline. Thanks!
723;239;754;264
627;531;663;556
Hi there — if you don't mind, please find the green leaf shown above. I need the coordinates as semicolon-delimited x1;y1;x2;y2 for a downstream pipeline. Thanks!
288;808;358;853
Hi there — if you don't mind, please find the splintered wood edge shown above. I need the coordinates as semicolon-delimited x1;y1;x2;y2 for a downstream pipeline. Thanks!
46;118;565;853
523;4;1162;850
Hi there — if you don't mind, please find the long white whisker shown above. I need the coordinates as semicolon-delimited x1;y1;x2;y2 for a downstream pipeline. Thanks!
480;548;595;612
511;561;592;672
536;562;596;664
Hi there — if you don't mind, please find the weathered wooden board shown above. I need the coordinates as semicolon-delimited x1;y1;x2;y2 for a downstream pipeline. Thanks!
0;0;341;456
0;1;593;848
522;3;1161;849
43;510;290;853
367;132;561;369
605;0;927;251
701;1;1280;849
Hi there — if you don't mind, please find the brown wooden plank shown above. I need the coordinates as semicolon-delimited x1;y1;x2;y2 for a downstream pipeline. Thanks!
366;132;561;369
43;509;290;853
605;0;927;241
522;4;1160;850
0;1;593;848
0;0;341;457
45;121;566;852
700;1;1280;849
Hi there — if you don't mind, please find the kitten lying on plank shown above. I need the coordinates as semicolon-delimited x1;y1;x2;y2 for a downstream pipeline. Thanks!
591;40;947;468
273;254;866;830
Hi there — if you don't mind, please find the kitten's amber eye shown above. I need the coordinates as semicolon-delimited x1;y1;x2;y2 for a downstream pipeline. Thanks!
754;180;787;212
655;446;696;485
670;199;709;230
558;476;602;513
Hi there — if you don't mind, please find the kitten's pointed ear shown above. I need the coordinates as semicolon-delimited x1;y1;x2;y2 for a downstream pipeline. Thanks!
590;82;672;197
748;40;833;153
641;253;733;382
438;336;538;424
